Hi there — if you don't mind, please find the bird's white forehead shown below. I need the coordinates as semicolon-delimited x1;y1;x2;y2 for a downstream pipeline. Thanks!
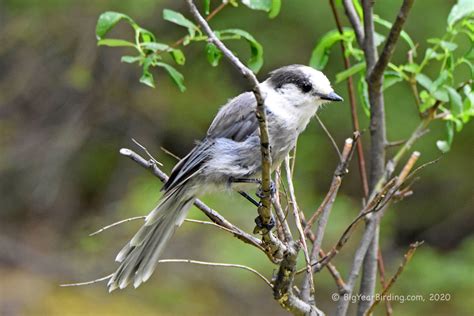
299;66;333;94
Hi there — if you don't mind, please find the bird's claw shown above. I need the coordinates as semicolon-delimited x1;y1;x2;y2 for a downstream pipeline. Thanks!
254;214;276;231
256;180;276;199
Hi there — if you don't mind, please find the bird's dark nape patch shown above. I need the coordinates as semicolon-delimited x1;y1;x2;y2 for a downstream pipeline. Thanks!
268;66;312;93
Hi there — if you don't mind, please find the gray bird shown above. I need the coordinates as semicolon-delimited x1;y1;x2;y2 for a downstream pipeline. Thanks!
107;64;343;291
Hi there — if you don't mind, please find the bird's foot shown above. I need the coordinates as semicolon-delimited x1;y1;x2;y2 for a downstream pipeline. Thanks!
256;180;276;199
254;214;276;231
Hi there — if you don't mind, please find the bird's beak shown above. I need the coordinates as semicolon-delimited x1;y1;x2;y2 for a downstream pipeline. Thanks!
322;91;343;102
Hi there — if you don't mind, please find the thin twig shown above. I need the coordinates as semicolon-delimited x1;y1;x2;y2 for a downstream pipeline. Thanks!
131;138;163;166
316;114;341;160
377;249;393;315
156;259;273;288
273;167;293;243
61;258;273;289
284;157;315;301
160;146;181;161
89;216;146;236
364;241;424;315
60;274;113;287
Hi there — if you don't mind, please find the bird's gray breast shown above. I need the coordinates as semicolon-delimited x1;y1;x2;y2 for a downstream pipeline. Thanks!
267;111;298;166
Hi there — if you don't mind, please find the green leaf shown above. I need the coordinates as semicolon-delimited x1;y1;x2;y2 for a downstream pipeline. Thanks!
141;42;171;52
419;90;436;112
440;40;458;51
217;29;264;73
424;48;443;61
205;42;223;67
156;62;186;92
358;76;370;117
121;55;142;64
415;73;433;90
97;39;136;48
204;0;211;15
163;9;199;37
403;63;420;73
436;140;451;153
336;62;365;83
269;0;282;18
96;11;134;40
241;0;272;11
373;15;416;54
447;86;464;115
309;29;353;70
140;71;155;88
448;0;474;26
170;49;186;65
374;32;386;47
383;71;403;90
137;27;156;43
436;121;454;153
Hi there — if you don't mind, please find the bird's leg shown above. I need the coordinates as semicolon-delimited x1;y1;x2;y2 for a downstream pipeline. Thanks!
230;177;276;231
229;177;276;198
238;191;261;207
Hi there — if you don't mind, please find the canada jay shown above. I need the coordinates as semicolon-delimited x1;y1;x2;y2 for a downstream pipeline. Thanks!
107;64;343;291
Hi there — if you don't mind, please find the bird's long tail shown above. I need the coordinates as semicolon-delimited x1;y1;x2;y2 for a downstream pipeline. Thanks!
108;184;196;291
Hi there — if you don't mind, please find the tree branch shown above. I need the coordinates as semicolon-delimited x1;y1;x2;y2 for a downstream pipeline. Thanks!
329;0;369;198
368;0;416;85
185;0;274;235
341;0;364;47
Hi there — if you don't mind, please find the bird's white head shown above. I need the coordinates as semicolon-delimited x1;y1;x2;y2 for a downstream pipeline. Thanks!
262;64;343;108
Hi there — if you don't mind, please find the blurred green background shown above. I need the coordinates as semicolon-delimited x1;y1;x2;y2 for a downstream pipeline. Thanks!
0;1;472;315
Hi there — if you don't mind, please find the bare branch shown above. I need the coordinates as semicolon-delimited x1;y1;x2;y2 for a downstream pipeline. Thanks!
364;241;424;315
60;274;113;287
273;167;293;243
369;0;416;85
156;259;273;289
185;0;274;234
362;0;377;72
316;114;341;160
341;0;364;47
284;157;315;301
62;259;273;289
89;216;145;236
131;138;163;166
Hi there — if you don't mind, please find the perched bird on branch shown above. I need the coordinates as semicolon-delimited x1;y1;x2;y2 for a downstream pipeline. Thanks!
108;64;343;291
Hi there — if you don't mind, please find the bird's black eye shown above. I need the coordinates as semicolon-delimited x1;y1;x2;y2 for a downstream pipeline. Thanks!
300;82;312;93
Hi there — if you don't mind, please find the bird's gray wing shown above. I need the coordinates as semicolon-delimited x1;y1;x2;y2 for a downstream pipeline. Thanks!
163;92;258;191
207;91;259;141
162;140;213;191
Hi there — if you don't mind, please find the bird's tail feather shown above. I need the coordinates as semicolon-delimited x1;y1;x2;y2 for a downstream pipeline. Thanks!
108;185;196;291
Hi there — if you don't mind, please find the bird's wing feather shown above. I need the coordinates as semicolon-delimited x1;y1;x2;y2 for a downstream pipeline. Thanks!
207;91;259;141
163;92;259;192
